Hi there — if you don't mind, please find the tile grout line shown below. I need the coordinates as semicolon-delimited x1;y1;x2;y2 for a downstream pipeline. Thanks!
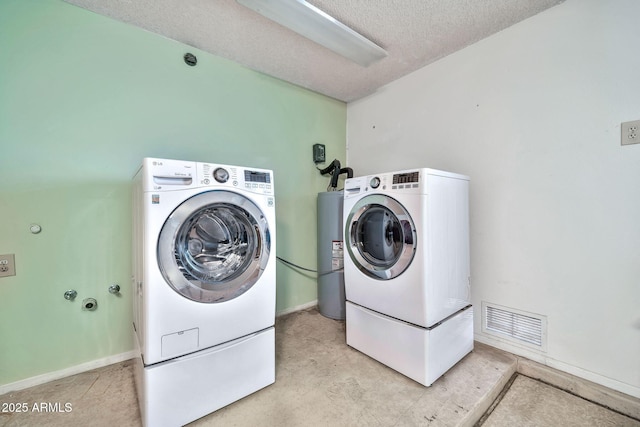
516;372;640;423
514;356;640;421
79;375;100;400
473;373;518;427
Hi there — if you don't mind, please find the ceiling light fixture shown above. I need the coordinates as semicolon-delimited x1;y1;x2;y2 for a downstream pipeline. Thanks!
236;0;387;67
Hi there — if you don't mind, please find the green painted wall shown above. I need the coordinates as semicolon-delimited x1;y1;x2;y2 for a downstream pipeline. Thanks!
0;0;346;386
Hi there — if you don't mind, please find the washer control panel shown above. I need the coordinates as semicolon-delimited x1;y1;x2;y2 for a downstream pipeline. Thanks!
198;163;274;195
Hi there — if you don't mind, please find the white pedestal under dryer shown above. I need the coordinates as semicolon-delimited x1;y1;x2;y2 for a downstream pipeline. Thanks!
132;158;276;426
343;168;473;386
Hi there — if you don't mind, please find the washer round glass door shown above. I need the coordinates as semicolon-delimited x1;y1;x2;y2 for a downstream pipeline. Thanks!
157;190;270;303
345;194;416;280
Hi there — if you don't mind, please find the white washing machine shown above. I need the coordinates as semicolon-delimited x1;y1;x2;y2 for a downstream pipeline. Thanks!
343;168;473;386
132;157;276;427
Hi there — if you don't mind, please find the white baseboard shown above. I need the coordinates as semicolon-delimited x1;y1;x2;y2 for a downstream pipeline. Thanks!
2;303;318;396
0;350;136;395
545;358;640;400
475;333;640;399
276;300;318;317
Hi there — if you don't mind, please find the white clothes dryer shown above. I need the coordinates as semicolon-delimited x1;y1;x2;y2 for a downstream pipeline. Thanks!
343;168;473;386
132;158;276;427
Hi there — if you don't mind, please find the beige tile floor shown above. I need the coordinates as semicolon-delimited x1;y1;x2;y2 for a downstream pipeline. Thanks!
480;375;640;427
0;308;638;426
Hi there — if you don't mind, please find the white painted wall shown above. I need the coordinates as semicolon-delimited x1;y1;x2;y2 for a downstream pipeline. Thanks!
347;0;640;398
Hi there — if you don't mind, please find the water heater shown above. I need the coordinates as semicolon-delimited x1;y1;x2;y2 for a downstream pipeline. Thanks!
316;191;345;320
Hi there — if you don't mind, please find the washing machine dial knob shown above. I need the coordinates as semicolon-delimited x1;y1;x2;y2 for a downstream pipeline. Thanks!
213;168;229;183
370;177;381;189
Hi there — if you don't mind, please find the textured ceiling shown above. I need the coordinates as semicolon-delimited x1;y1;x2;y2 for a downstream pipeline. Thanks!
63;0;563;102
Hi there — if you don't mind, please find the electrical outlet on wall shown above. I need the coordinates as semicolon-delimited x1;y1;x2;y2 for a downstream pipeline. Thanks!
0;254;16;278
621;119;640;146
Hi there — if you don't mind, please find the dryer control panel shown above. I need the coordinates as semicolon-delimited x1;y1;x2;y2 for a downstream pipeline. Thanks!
344;170;422;198
343;167;468;199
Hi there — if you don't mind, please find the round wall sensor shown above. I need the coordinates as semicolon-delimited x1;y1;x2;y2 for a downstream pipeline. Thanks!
30;224;42;234
184;53;197;66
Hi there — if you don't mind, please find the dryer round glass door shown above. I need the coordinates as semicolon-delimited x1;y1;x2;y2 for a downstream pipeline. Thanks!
345;194;416;280
157;190;271;303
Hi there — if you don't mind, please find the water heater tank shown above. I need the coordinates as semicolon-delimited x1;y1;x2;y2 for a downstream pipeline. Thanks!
317;191;345;320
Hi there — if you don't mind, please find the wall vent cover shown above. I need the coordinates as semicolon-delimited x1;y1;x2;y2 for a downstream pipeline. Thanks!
482;302;546;350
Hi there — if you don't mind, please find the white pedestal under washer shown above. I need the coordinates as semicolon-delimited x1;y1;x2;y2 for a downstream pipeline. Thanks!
343;168;472;386
132;157;276;426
